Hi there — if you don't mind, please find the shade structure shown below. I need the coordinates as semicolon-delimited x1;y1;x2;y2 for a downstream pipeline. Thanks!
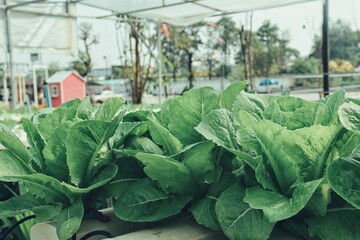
81;0;319;26
1;0;325;107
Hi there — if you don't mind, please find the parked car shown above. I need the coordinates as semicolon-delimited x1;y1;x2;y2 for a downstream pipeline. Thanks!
91;90;126;103
256;78;281;93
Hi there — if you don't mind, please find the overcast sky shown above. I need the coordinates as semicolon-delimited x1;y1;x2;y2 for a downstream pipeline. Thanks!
2;0;360;69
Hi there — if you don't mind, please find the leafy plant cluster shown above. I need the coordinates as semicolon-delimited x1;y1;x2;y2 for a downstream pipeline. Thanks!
0;82;359;240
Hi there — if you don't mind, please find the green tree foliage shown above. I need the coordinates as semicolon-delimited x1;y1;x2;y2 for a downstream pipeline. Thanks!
310;19;360;66
69;23;99;77
161;25;182;81
329;59;355;73
174;23;203;88
289;57;319;74
251;21;298;77
204;22;220;80
215;17;238;78
48;62;60;76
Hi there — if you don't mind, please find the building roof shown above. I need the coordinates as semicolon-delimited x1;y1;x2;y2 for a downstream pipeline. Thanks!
46;71;85;84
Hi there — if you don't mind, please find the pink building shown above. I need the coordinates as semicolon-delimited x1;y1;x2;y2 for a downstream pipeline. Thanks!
46;71;86;107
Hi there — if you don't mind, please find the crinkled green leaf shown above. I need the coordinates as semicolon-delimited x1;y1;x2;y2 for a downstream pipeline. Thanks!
275;96;307;112
129;121;149;136
238;112;304;193
327;157;360;208
56;198;84;240
0;150;31;177
66;114;123;187
62;164;118;194
190;173;237;230
112;122;140;148
22;118;46;172
0;123;33;167
286;102;330;130
165;87;220;145
333;128;359;157
216;184;274;240
244;179;322;222
196;109;260;169
148;115;182;155
58;98;81;109
94;97;124;121
135;152;197;195
320;90;345;124
307;209;360;240
38;107;77;141
294;125;340;180
305;181;331;216
76;96;93;119
100;157;143;199
196;109;239;150
124;136;163;155
255;160;278;192
182;141;218;184
231;91;278;121
43;121;73;181
262;101;293;127
104;178;141;199
123;110;151;122
338;102;360;135
262;96;307;127
0;174;69;205
220;81;247;110
0;192;62;222
114;179;192;222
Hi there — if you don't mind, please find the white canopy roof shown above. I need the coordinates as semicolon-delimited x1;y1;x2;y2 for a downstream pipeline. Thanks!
80;0;320;26
3;0;320;26
0;0;320;54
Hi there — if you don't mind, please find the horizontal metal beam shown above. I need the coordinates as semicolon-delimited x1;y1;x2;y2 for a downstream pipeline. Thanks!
6;0;47;9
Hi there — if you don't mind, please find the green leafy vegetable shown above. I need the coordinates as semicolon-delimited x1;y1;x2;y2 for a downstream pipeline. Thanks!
114;179;192;222
216;184;274;240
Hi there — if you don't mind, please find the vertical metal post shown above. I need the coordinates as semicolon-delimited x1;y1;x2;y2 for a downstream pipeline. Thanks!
33;66;38;107
221;52;225;90
157;21;163;103
4;0;16;108
322;0;330;96
2;73;8;105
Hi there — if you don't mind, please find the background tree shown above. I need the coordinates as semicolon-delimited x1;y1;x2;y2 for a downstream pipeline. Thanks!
278;31;299;74
204;22;220;80
215;17;237;78
161;24;182;81
329;59;354;73
289;57;319;74
237;12;254;87
251;21;298;77
310;19;360;66
70;23;99;77
175;23;203;88
115;16;159;104
255;20;280;77
48;62;60;76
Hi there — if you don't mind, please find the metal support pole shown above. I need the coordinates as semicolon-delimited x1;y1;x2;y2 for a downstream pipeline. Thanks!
322;0;330;96
2;73;8;105
33;66;38;107
157;22;163;103
4;0;16;108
